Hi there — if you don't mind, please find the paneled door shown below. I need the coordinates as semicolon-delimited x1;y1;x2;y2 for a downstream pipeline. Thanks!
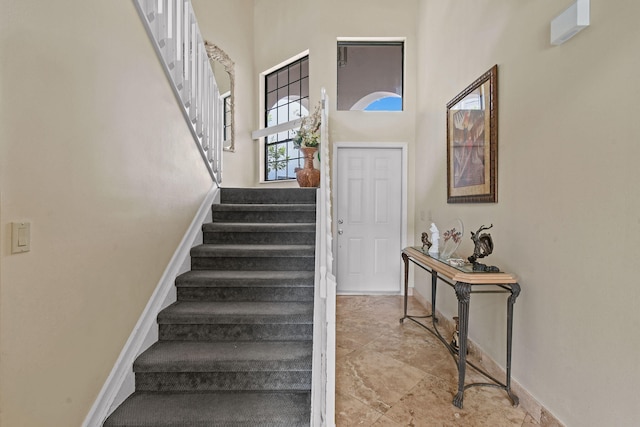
335;146;403;293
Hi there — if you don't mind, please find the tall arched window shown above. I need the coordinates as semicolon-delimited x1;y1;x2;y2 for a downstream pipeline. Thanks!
264;56;309;181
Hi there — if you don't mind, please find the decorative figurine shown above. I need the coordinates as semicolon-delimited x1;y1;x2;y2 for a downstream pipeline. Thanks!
428;223;439;256
421;232;432;252
450;316;467;354
451;316;460;351
467;224;500;272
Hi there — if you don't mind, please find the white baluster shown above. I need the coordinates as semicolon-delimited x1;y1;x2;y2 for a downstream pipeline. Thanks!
212;80;219;163
156;0;166;48
144;0;156;23
200;48;206;139
181;1;190;106
214;76;219;162
165;0;176;72
133;0;222;184
173;0;183;89
202;68;210;152
216;94;223;178
189;20;197;121
166;0;172;40
195;44;203;134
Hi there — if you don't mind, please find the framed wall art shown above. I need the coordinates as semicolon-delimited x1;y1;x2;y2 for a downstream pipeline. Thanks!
446;65;498;203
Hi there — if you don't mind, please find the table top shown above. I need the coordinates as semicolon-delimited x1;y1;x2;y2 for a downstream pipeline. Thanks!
403;246;518;284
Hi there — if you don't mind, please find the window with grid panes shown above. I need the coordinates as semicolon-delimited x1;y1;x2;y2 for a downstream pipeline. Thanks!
264;56;309;181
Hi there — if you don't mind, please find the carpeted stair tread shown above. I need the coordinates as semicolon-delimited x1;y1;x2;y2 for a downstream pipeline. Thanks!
158;301;313;324
203;222;315;232
220;187;316;204
202;223;316;245
211;204;316;224
213;203;316;211
191;244;315;257
103;391;311;426
134;341;312;372
176;270;314;287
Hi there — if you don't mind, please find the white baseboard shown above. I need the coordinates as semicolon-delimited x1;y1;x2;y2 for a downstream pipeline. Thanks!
82;184;219;427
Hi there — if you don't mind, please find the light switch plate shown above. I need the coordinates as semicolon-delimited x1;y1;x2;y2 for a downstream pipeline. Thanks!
12;222;30;253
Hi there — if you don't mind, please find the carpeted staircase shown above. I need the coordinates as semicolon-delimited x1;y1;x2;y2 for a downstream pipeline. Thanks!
104;187;317;426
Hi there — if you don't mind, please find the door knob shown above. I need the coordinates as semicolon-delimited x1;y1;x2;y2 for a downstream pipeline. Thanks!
338;229;344;235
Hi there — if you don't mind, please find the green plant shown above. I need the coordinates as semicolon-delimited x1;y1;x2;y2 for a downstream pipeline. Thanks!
266;145;290;175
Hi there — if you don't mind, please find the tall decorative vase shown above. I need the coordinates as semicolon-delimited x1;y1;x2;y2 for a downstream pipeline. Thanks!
295;146;320;188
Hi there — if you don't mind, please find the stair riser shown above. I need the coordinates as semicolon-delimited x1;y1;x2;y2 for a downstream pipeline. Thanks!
135;372;311;392
176;276;314;288
177;287;313;302
192;257;315;271
204;232;315;245
220;188;316;204
212;211;316;223
159;324;313;341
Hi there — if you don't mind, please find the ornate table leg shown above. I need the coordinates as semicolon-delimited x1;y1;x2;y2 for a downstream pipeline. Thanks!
400;253;409;322
505;282;521;406
453;281;471;409
431;270;438;324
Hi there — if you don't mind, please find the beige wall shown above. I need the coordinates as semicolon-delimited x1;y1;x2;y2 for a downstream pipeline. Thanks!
253;0;419;148
192;0;257;188
0;1;212;426
415;0;640;425
252;0;418;235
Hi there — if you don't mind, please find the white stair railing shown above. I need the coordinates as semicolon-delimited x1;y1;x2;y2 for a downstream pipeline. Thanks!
311;88;337;427
133;0;222;184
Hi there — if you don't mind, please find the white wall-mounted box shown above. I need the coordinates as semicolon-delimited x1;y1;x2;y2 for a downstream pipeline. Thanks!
551;0;590;45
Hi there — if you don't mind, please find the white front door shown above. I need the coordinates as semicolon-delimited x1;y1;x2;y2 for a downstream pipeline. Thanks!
335;146;403;294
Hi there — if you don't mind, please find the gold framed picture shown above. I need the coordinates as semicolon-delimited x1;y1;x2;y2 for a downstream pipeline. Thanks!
446;65;498;203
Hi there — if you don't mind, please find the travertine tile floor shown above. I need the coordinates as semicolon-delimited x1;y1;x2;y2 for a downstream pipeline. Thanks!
335;296;540;427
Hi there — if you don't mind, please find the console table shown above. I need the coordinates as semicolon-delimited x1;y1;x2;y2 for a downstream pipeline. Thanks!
400;246;521;409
